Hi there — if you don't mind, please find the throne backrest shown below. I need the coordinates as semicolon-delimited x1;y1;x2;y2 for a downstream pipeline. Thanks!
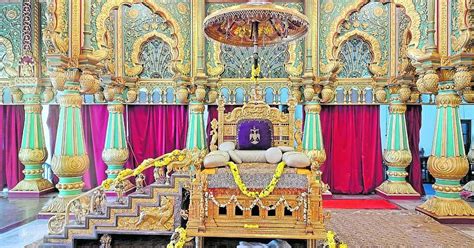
214;98;299;148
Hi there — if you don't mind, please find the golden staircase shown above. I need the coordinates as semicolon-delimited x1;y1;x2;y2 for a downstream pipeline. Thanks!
43;173;191;247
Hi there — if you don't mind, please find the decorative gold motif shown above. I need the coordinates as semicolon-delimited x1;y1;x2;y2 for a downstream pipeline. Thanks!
176;86;189;103
418;197;474;216
383;150;412;167
285;42;303;77
305;104;321;114
19;148;47;165
436;94;462;107
377;181;418;195
427;156;469;180
126;89;138;103
57;94;82;107
119;196;174;231
303;85;315;102
462;89;474;103
306;149;327;166
453;66;471;91
102;148;129;166
295;119;303;151
398;85;411;103
375;87;387;103
107;104;125;113
422;70;439;93
51;154;90;177
189;103;205;113
321;86;335;103
11;179;53;192
389;104;407;114
209;119;218;152
195;85;206;102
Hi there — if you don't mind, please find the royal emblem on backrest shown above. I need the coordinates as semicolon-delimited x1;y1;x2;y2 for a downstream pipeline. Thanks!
249;126;260;145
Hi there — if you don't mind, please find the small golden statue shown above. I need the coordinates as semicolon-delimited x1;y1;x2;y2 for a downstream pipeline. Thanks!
135;173;146;194
114;181;125;204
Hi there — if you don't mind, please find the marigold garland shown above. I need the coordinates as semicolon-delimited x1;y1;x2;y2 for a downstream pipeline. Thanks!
100;150;188;190
227;161;285;199
167;227;187;248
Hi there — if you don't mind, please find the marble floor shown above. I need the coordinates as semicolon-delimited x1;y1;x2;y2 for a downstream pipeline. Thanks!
0;192;55;233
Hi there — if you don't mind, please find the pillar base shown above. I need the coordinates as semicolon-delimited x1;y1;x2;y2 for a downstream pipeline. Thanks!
416;197;474;224
376;188;420;200
40;195;76;214
376;181;419;195
9;179;55;198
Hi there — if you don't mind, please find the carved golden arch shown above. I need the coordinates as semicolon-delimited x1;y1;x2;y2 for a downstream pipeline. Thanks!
0;36;17;78
207;41;302;77
325;0;422;62
94;0;189;75
126;31;176;77
334;30;386;77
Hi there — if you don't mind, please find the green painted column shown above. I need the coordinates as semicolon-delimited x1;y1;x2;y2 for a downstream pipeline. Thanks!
186;102;206;150
102;93;129;180
418;81;474;217
376;91;419;196
43;69;89;213
11;88;54;194
302;101;326;182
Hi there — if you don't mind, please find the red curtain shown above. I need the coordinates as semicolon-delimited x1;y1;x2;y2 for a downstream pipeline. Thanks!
127;105;188;183
320;106;384;194
406;105;424;195
0;105;25;189
82;105;109;189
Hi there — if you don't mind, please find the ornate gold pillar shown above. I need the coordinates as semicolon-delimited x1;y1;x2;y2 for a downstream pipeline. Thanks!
376;84;420;199
10;0;54;197
102;77;133;191
416;69;474;221
42;68;90;213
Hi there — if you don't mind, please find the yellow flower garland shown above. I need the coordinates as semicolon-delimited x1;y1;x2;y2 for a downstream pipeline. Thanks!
100;150;188;190
167;227;187;248
227;161;285;199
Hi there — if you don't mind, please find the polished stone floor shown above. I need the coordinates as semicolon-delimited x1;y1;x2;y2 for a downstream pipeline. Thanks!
0;187;472;248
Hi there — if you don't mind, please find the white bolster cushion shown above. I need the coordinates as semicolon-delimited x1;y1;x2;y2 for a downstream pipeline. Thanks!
278;146;295;153
234;150;267;163
218;141;236;152
265;147;283;164
203;151;230;168
228;150;243;164
282;152;310;168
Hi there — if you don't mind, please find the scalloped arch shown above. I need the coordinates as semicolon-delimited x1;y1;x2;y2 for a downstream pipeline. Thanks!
94;0;188;75
325;0;422;61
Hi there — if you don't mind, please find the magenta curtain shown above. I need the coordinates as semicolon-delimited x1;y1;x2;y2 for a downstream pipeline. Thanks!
127;105;188;183
82;105;109;189
320;106;384;194
406;105;424;195
0;105;25;189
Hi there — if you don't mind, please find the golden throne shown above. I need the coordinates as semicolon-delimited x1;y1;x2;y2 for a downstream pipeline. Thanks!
187;98;325;242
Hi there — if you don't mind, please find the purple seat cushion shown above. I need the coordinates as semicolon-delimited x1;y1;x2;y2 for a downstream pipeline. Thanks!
236;119;273;150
